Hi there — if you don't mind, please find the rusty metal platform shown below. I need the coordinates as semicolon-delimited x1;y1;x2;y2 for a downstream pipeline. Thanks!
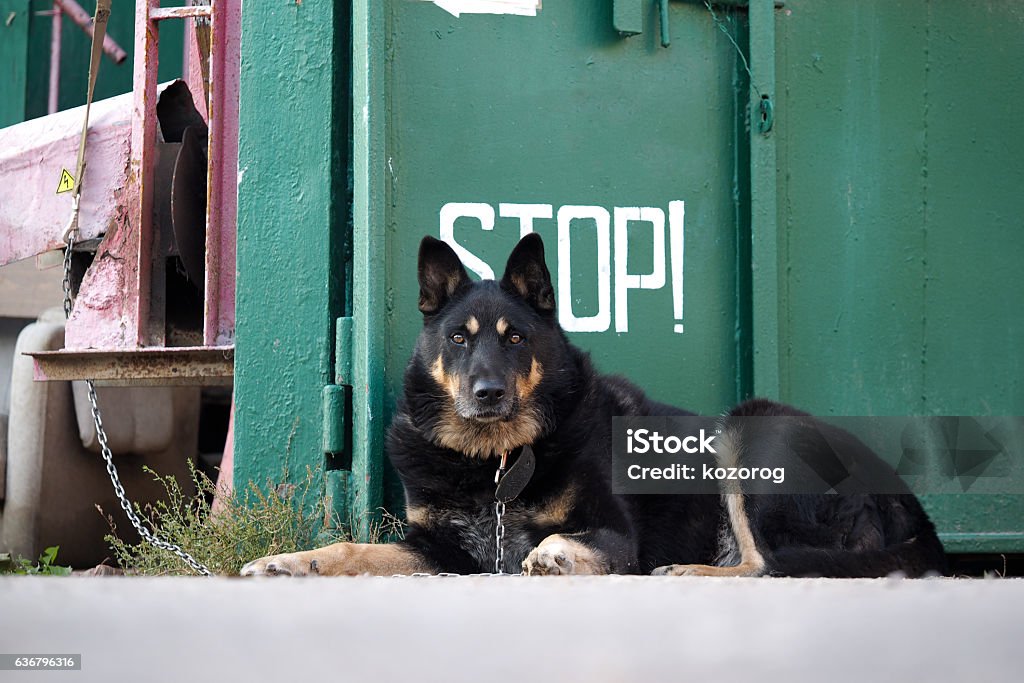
30;346;233;386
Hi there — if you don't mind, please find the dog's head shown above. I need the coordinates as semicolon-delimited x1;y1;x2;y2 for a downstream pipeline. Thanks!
410;234;569;458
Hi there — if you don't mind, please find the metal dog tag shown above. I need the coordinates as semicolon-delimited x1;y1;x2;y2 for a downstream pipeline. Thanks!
495;445;536;503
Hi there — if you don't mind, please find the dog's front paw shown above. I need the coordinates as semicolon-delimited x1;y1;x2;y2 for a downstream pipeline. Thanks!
523;540;577;576
240;552;319;577
523;535;609;575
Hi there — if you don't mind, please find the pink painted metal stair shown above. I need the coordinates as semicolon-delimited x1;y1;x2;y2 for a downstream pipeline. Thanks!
0;0;241;386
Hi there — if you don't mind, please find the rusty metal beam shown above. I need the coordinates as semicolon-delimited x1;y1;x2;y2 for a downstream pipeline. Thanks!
31;346;233;386
151;6;212;21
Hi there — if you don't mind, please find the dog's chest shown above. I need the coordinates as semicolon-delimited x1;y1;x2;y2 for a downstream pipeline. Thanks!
435;504;538;574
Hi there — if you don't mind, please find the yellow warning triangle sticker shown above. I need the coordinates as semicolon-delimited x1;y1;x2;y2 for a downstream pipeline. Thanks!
56;168;76;194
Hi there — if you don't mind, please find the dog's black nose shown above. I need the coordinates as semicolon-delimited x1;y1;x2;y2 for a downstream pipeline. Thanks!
473;379;506;405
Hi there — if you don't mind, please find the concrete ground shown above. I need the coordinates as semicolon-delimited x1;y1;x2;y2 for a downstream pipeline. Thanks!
1;575;1020;682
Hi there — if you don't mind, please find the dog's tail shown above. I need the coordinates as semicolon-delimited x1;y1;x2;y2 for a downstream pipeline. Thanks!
767;526;947;578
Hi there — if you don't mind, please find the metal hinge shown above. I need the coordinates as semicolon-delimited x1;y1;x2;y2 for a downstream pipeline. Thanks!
323;316;355;529
322;384;349;455
324;316;355;456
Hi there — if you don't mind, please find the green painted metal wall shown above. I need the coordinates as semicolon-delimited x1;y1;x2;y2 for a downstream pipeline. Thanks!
774;0;1024;551
233;0;1023;552
1;0;182;128
385;1;751;415
233;0;348;533
0;1;31;127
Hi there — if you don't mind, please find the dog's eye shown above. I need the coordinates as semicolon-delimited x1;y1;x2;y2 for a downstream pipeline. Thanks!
508;333;524;345
450;333;466;346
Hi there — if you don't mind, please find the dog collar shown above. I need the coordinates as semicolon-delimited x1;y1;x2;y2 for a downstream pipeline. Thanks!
494;445;536;503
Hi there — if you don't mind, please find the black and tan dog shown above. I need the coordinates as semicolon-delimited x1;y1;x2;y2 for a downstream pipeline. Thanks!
241;235;947;578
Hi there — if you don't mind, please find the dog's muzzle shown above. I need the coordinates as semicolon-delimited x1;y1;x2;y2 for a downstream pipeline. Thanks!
457;378;516;421
473;378;506;407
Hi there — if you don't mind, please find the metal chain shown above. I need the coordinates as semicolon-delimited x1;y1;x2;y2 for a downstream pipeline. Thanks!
388;495;518;577
390;456;522;578
391;573;523;579
62;230;212;576
494;500;507;574
60;212;77;319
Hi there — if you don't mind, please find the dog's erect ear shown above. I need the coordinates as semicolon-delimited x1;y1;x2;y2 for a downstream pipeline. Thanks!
418;236;471;315
500;233;555;313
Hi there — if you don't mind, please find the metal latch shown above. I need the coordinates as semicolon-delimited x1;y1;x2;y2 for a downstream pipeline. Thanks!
613;0;643;36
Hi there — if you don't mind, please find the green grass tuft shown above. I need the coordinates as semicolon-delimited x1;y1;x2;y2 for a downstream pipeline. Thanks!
103;461;350;576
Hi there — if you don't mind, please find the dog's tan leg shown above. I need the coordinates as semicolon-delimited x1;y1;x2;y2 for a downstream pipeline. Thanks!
653;429;767;577
522;534;610;576
240;542;435;577
652;491;766;577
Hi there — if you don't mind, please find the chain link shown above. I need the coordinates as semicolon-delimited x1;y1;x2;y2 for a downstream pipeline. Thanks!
494;500;507;574
390;457;522;578
387;573;524;581
388;495;519;578
62;231;212;576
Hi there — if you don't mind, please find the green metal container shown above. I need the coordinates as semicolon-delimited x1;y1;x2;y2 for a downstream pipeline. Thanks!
233;1;1024;553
